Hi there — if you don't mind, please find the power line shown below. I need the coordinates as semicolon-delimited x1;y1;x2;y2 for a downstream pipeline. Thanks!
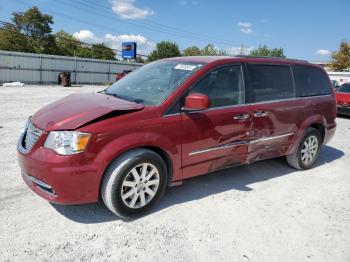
0;21;149;58
13;0;242;48
68;0;242;46
56;0;242;47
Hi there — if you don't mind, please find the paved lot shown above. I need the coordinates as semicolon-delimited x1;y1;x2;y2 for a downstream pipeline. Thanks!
0;85;349;262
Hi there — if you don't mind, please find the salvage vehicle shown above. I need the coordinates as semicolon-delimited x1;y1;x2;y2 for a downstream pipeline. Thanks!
331;80;340;90
335;83;350;115
17;56;337;218
115;70;132;82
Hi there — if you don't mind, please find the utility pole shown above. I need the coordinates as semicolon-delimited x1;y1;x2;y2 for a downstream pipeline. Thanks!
239;44;244;55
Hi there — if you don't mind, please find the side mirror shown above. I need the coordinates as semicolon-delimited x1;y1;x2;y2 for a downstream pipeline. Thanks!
182;93;210;112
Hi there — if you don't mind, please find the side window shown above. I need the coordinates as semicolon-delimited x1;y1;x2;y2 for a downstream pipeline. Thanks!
247;64;295;103
190;65;244;108
293;65;331;97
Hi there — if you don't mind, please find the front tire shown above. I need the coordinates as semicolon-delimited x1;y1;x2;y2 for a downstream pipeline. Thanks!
286;127;322;170
101;149;167;219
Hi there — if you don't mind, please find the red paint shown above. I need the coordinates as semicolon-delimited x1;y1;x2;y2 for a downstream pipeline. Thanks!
336;90;350;115
17;56;337;204
184;93;210;110
32;93;143;131
336;92;350;106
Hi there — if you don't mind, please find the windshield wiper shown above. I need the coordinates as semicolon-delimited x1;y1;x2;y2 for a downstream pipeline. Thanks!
101;90;143;104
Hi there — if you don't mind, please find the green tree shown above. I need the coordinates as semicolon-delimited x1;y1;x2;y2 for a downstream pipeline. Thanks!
250;45;285;58
148;41;181;61
54;30;80;56
75;46;93;58
183;45;202;56
0;25;33;52
12;6;53;36
10;6;57;54
200;44;227;56
135;55;145;63
202;44;218;56
91;43;116;60
331;40;350;71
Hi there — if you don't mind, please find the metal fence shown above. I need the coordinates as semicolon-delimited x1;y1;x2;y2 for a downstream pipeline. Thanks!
0;50;143;85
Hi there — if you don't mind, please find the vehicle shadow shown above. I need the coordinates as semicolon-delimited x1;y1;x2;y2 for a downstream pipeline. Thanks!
337;114;350;120
51;145;344;224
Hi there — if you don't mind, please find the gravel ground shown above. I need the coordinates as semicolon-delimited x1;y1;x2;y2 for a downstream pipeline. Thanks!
0;85;349;262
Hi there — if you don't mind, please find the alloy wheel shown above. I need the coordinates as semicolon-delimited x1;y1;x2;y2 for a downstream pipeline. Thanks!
301;135;319;166
121;163;160;209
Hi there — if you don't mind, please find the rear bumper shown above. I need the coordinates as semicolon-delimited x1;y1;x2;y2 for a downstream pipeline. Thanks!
17;147;102;205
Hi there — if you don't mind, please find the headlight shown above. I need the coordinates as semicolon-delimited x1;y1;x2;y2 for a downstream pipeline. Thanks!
44;131;91;155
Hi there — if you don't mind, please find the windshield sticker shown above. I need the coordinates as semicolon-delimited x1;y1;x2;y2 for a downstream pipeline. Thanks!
174;64;197;71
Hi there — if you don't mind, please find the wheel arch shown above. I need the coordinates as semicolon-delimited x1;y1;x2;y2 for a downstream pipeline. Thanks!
140;146;173;186
309;122;325;143
98;144;175;198
287;115;327;155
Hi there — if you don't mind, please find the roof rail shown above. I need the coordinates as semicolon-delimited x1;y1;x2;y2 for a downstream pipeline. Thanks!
234;55;308;63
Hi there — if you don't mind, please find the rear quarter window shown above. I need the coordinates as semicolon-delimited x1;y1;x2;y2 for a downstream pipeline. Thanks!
293;65;331;97
247;64;295;103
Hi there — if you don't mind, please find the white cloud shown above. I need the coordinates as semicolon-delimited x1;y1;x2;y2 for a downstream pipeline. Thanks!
111;0;154;20
104;33;156;55
73;30;156;58
237;22;251;28
73;30;97;43
237;21;253;34
315;49;331;56
240;27;253;34
180;0;199;5
226;45;254;56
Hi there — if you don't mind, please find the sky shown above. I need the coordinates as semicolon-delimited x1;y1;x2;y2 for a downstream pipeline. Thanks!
0;0;349;61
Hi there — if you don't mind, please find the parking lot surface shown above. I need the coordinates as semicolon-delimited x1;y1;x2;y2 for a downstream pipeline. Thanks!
0;85;349;262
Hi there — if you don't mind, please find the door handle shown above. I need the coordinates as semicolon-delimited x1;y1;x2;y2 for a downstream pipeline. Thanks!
254;111;268;117
234;113;250;120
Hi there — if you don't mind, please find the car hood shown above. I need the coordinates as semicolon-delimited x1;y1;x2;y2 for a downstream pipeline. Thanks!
32;93;144;131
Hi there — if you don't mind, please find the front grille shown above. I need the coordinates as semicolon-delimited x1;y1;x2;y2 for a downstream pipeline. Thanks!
22;119;43;151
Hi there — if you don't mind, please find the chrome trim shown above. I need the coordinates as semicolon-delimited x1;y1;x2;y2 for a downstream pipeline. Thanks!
189;141;248;155
253;111;268;117
22;171;56;196
234;113;250;120
163;113;181;117
189;132;294;156
252;133;294;143
27;175;53;190
249;94;331;105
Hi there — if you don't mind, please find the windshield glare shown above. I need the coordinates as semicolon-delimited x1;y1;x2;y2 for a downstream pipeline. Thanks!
338;84;350;93
106;61;204;105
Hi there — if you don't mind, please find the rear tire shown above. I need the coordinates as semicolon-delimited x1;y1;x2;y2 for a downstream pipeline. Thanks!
286;127;322;170
101;148;167;219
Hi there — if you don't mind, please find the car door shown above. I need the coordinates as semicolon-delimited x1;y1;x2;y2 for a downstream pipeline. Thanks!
245;63;305;162
181;64;253;179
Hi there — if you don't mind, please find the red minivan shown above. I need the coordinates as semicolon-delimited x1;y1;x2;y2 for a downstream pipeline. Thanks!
17;56;336;218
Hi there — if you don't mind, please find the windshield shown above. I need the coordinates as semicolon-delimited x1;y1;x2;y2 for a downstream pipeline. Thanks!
338;84;350;93
105;61;204;105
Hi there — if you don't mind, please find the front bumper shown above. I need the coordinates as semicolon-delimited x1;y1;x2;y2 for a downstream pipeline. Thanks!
337;105;350;116
18;144;102;205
